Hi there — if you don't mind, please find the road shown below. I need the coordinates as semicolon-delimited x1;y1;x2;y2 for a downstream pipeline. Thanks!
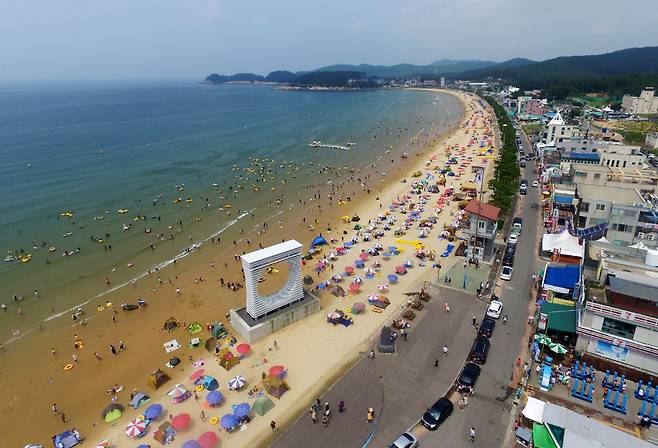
417;122;544;447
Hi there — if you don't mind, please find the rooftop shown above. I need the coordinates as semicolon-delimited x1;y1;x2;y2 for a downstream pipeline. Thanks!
608;270;658;303
576;183;643;205
464;199;500;221
241;240;302;264
564;151;600;161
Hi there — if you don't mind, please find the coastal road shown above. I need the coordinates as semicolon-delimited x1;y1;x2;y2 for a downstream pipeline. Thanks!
269;282;487;448
417;125;544;447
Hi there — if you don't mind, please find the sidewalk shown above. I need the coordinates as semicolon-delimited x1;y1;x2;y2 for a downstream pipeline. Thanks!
270;283;487;448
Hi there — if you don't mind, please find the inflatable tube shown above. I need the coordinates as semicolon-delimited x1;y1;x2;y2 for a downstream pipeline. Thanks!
64;363;74;371
209;416;219;425
195;385;204;392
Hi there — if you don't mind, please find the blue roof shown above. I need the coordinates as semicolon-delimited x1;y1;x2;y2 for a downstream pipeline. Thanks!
544;265;580;290
566;152;600;161
554;195;574;204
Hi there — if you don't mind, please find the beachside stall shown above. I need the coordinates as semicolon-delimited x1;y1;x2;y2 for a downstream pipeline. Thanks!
326;309;353;327
130;391;150;409
167;384;192;404
262;374;289;399
153;421;177;445
148;369;171;390
216;347;240;371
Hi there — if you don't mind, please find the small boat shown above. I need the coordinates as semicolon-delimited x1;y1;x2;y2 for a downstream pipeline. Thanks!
117;209;128;214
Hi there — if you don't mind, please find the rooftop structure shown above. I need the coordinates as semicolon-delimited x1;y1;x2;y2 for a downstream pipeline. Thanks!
621;87;658;114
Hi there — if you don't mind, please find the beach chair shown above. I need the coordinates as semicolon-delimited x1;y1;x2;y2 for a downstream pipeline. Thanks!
540;365;551;391
635;380;644;399
639;400;648;417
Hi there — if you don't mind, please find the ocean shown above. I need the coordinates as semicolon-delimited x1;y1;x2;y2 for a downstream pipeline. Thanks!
0;81;463;342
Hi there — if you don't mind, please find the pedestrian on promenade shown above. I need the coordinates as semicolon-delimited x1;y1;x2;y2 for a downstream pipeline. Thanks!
311;409;317;424
110;344;117;356
338;400;345;414
367;407;375;423
270;420;277;432
434;358;439;367
322;414;329;427
60;412;66;423
401;329;407;341
469;427;476;442
443;345;449;357
52;403;58;415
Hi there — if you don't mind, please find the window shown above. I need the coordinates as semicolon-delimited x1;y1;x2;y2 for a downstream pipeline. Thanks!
602;317;636;339
624;209;637;218
617;224;631;232
594;173;601;180
596;204;606;211
623;160;627;168
580;202;590;212
477;220;486;230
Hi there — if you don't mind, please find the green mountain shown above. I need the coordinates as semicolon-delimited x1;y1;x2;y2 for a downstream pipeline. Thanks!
456;47;658;98
314;59;502;78
203;73;264;84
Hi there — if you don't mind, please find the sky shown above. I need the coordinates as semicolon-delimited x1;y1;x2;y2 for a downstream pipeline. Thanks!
2;0;658;81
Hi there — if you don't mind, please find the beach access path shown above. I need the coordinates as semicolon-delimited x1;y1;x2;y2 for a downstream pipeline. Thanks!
270;280;487;448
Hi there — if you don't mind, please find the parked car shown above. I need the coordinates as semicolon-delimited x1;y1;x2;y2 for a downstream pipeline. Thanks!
421;397;454;430
531;180;539;187
500;265;513;281
478;317;496;338
512;217;523;230
487;300;503;319
389;432;418;448
471;336;491;364
457;362;482;392
507;233;519;245
502;253;514;267
505;243;517;254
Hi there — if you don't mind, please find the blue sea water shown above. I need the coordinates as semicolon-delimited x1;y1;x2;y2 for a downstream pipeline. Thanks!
0;81;462;339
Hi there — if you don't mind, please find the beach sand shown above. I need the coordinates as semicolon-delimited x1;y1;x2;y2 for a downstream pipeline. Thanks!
1;90;497;447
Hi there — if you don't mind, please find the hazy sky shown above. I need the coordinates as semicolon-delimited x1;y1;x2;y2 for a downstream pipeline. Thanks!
2;0;658;81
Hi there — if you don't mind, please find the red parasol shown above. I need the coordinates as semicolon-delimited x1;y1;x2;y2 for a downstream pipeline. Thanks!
189;369;205;381
171;413;192;431
198;431;219;448
269;365;285;377
236;343;251;355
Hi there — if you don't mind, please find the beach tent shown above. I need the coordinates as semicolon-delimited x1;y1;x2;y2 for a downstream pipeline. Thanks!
162;317;179;332
210;323;227;339
541;230;584;260
262;374;290;399
216;347;239;371
303;275;314;285
202;375;219;391
252;396;275;416
52;430;81;448
330;285;346;297
153;421;176;445
187;322;203;335
130;391;150;409
310;236;328;247
147;369;170;390
167;384;192;403
204;337;217;352
101;403;124;423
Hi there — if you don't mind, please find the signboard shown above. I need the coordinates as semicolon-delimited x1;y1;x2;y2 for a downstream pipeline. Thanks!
595;340;629;362
538;313;548;332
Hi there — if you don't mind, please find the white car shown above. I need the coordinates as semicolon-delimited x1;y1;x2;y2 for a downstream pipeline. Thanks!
389;432;418;448
500;266;513;281
507;233;519;245
486;300;504;319
531;180;539;187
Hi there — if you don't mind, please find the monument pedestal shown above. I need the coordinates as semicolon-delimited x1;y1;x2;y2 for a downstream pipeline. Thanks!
230;290;321;343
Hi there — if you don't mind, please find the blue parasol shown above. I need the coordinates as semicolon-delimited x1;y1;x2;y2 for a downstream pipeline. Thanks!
182;442;201;448
144;403;163;420
220;414;239;429
233;402;251;418
206;390;224;406
387;274;398;283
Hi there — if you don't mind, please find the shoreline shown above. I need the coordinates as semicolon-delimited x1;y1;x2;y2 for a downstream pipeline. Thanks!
1;89;479;447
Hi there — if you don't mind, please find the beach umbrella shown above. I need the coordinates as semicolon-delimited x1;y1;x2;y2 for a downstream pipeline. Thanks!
95;441;110;448
395;266;407;274
191;360;205;368
354;259;365;268
332;274;343;282
349;283;360;294
388;246;398;253
344;241;354;248
233;402;251;418
403;259;414;268
144;403;163;420
228;375;247;390
236;343;251;355
359;252;369;260
352;302;365;314
189;369;205;381
171;413;191;431
167;384;189;400
220;414;238;430
377;284;389;292
125;417;147;438
387;274;398;283
549;343;568;354
182;442;200;448
206;391;224;406
198;432;219;448
371;259;381;267
352;275;363;284
534;334;552;345
269;365;285;377
344;265;355;274
315;261;326;270
381;252;391;259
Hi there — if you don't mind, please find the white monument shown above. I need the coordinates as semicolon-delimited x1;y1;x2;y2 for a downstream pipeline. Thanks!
230;239;320;342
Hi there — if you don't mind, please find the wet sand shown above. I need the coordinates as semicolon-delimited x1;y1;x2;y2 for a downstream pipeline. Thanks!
0;89;495;447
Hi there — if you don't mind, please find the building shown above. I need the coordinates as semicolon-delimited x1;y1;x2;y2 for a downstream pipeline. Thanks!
555;139;646;169
570;165;658;194
575;183;658;247
542;111;581;144
647;132;658;149
576;241;658;378
621;87;658;114
463;199;500;260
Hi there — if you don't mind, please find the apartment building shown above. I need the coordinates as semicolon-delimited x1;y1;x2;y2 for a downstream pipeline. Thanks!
577;242;658;377
542;111;581;144
622;87;658;114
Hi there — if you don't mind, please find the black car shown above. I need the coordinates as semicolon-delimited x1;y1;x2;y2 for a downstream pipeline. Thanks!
457;362;481;392
505;243;516;254
421;397;454;430
471;336;490;364
502;252;515;267
478;317;496;338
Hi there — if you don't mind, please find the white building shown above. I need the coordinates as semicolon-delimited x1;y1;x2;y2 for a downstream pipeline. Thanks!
621;87;658;114
646;132;658;149
542;111;581;144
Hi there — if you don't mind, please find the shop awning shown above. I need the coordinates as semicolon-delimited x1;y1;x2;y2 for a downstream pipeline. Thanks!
543;264;581;293
533;423;558;448
522;397;545;423
540;302;577;334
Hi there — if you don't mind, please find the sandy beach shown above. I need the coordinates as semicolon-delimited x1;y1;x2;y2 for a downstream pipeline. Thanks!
1;89;498;447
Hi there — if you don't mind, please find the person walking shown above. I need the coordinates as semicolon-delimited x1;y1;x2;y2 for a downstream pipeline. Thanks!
338;400;345;414
52;403;58;415
443;345;449;357
472;316;477;327
270;420;277;432
310;409;317;424
110;344;117;356
366;407;375;423
469;427;476;442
